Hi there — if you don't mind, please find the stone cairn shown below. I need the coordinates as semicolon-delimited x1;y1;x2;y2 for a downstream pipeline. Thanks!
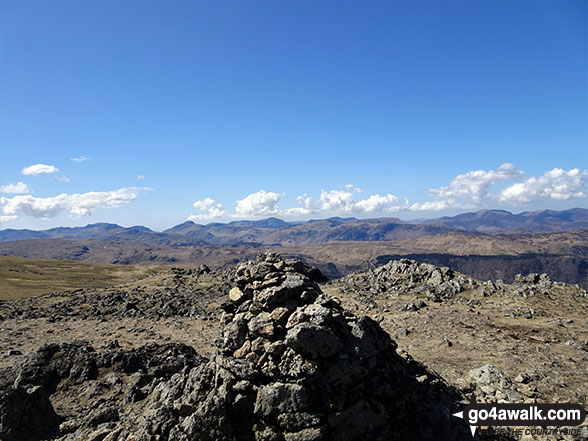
139;253;472;441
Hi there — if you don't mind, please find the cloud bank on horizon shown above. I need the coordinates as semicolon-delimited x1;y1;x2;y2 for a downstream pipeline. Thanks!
1;162;587;225
185;163;588;222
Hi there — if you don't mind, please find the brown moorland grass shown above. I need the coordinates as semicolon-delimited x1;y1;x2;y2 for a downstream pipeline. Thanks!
0;256;161;300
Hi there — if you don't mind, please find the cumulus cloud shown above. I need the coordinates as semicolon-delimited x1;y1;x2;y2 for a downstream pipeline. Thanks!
296;194;312;210
0;187;148;220
354;194;402;212
213;187;404;218
235;190;280;216
188;197;226;221
57;176;70;183
300;186;402;214
182;164;587;221
0;182;31;194
137;175;145;180
21;163;59;176
315;189;356;212
499;168;588;204
430;163;523;203
192;187;403;219
70;156;90;163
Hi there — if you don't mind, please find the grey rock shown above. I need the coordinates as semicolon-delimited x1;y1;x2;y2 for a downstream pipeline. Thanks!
468;364;512;390
254;382;309;416
248;312;276;338
284;427;325;441
276;412;322;432
87;406;119;427
347;316;394;358
285;323;343;359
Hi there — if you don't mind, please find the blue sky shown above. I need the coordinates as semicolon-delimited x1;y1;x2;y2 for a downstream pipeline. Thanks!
1;1;586;231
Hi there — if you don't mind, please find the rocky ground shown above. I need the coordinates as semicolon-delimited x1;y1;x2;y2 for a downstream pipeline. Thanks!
0;255;587;441
325;260;588;409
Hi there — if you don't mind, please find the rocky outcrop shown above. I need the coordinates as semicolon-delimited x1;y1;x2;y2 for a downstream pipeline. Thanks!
0;342;205;441
331;259;588;306
333;258;479;303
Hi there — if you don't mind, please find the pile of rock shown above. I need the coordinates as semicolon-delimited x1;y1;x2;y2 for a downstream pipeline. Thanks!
122;253;470;441
513;273;556;298
333;258;479;303
513;273;554;287
463;364;539;405
512;272;588;299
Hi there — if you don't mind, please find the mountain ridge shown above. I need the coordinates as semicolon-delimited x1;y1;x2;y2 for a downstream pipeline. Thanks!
1;208;586;246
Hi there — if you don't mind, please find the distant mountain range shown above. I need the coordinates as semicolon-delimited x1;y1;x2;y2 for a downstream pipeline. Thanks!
1;208;587;246
421;208;588;233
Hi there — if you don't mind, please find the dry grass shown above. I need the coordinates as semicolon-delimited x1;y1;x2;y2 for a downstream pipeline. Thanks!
0;256;161;300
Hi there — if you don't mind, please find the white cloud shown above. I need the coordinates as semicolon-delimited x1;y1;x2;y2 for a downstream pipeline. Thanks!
57;176;70;183
282;194;312;216
235;190;280;216
137;175;145;180
430;163;523;203
0;187;148;220
0;182;31;194
188;197;226;221
70;156;89;163
409;199;468;211
226;187;403;218
0;215;18;223
344;184;362;192
499;168;588;204
353;194;401;212
302;186;402;214
316;189;355;212
21;163;59;176
296;194;312;210
282;206;313;216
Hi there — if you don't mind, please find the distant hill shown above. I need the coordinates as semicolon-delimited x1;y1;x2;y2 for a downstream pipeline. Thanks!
227;217;297;228
1;208;586;246
162;216;456;246
0;222;203;246
424;208;588;233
